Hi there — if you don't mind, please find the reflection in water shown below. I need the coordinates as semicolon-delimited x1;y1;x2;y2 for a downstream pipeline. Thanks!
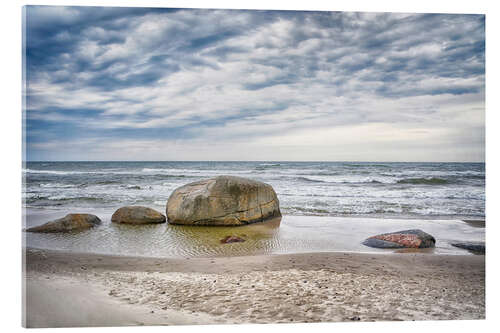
161;217;282;257
24;209;484;258
394;247;435;254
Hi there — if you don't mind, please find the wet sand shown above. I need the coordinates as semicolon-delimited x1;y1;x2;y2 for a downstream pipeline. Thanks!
23;248;485;327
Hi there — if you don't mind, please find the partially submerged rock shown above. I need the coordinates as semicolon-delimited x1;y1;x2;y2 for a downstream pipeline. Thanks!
111;206;166;224
25;214;101;233
220;235;246;244
451;241;485;254
362;229;435;249
166;175;281;226
462;220;485;228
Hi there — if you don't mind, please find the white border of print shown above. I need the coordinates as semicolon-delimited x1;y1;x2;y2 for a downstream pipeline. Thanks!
2;1;498;333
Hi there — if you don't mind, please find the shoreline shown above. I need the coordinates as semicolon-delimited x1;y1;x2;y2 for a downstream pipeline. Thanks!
24;211;486;257
24;248;485;327
23;205;485;223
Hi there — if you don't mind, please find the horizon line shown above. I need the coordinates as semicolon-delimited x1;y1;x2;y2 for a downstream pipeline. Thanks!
23;160;486;163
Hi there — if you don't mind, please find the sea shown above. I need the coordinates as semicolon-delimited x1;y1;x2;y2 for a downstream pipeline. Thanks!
23;161;485;219
23;161;485;257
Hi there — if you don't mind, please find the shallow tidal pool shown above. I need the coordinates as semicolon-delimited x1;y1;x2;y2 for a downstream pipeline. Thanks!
23;208;484;258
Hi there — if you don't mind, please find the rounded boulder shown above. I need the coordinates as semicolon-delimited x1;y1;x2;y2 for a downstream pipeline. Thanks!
111;206;166;224
25;214;101;233
166;175;281;226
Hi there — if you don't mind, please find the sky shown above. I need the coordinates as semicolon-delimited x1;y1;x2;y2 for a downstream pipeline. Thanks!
23;6;485;162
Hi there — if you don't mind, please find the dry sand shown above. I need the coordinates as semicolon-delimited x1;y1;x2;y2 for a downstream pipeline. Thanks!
23;248;485;327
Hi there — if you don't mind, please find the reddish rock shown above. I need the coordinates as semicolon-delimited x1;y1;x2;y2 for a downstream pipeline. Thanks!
373;233;423;247
220;235;246;244
362;229;435;249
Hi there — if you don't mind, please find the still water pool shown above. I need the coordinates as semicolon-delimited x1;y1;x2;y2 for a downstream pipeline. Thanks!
24;208;484;258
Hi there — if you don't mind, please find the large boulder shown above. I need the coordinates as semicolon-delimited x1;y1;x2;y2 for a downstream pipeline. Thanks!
362;229;435;249
111;206;166;224
166;175;281;225
25;214;101;233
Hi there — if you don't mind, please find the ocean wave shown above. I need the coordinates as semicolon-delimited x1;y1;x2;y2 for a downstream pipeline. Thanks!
25;168;199;178
286;206;330;214
46;195;102;201
141;168;248;175
24;168;90;175
293;176;385;184
255;163;282;170
95;180;121;185
24;195;106;204
282;205;465;217
39;183;74;188
122;185;142;190
397;177;449;185
24;168;129;175
258;163;282;167
343;163;391;168
295;176;327;183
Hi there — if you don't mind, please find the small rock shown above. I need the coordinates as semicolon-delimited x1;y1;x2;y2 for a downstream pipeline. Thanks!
220;235;246;244
451;241;485;254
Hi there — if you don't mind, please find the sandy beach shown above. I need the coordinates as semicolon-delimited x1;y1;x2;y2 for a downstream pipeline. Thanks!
23;248;485;327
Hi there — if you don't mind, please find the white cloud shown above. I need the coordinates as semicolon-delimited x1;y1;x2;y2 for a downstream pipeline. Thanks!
25;8;485;162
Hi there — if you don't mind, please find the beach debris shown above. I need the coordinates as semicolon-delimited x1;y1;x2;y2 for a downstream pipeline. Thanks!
220;235;246;244
362;229;435;248
166;175;281;226
451;241;485;254
25;213;101;233
111;206;166;224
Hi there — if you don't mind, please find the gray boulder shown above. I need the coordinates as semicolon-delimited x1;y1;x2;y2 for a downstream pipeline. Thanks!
362;229;435;249
26;214;101;233
166;175;281;225
111;206;166;224
451;241;485;254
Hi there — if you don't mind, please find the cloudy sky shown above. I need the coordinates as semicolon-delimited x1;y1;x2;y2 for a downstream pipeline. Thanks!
24;6;485;161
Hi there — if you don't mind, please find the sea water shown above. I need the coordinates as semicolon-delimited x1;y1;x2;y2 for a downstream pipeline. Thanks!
23;161;485;257
23;161;484;219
